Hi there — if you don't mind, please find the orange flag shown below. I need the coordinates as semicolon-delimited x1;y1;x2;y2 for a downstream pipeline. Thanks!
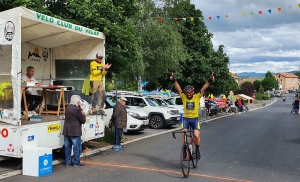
277;7;281;12
225;15;229;18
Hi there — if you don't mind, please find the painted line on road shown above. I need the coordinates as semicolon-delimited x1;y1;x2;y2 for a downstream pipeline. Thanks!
85;161;253;182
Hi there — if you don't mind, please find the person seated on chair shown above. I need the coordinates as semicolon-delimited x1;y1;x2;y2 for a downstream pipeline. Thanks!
21;66;43;116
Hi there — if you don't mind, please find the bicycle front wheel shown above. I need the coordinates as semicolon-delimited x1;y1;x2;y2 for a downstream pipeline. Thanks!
191;144;198;168
180;144;190;178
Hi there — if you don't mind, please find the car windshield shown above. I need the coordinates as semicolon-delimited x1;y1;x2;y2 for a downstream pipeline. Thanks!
106;95;117;107
163;99;174;105
145;98;160;106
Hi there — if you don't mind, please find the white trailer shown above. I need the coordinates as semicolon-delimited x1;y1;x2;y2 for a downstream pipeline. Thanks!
0;7;105;161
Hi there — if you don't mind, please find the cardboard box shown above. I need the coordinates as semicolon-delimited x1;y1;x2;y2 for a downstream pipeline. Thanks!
23;147;52;177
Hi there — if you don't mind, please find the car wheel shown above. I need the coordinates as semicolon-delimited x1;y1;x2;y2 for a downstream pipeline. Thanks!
149;115;164;129
221;107;226;113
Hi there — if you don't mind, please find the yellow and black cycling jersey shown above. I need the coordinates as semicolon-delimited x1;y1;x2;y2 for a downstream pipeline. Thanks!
180;92;202;118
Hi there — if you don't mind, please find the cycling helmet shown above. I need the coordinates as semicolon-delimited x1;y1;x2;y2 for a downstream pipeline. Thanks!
184;85;194;94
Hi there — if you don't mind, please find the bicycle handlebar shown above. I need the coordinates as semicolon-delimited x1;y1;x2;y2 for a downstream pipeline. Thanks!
172;130;194;139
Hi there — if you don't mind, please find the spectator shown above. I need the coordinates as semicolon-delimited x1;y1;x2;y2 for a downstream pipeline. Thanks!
292;98;300;113
63;95;86;167
89;53;111;115
21;66;43;116
225;99;231;114
111;97;128;149
237;98;243;112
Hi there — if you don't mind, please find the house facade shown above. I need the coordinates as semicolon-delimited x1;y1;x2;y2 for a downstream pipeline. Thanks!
273;72;299;91
230;72;239;84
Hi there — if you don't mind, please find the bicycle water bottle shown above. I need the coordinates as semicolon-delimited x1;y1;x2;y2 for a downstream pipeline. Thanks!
189;136;193;152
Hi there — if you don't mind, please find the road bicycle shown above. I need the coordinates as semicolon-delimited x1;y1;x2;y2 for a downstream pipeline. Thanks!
172;130;198;178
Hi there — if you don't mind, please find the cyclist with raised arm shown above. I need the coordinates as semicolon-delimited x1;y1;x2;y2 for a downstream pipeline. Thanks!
170;72;214;160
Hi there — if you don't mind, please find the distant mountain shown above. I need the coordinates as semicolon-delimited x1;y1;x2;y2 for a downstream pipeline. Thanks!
236;71;299;78
237;72;267;78
287;70;298;74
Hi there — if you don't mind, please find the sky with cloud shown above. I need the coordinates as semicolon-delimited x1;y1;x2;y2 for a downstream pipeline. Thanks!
191;0;300;73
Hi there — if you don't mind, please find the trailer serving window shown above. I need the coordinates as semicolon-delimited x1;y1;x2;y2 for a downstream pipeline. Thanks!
55;59;93;101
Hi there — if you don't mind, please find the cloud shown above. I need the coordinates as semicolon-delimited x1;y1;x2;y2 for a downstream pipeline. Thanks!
191;0;300;73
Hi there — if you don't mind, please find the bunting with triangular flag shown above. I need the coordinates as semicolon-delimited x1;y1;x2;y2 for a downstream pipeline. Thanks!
149;3;299;22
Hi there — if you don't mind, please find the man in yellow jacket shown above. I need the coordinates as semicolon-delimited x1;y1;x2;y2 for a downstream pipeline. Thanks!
90;53;111;115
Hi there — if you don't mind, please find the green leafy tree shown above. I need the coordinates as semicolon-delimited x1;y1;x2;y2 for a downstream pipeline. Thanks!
223;73;239;96
294;71;300;78
256;85;268;100
160;1;231;95
261;71;278;91
253;80;262;91
137;0;187;90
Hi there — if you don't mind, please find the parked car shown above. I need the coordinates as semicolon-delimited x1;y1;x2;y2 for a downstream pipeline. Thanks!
165;96;183;105
104;94;149;132
205;100;221;115
151;97;184;114
205;97;225;113
119;95;180;129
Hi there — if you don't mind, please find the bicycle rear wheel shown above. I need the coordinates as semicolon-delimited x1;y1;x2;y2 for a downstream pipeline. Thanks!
180;144;190;178
191;144;198;168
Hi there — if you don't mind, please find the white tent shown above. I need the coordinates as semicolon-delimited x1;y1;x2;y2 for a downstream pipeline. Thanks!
236;94;254;104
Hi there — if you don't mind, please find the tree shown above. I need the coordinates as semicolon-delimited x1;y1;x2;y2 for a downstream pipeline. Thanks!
256;85;268;100
160;1;231;95
240;81;253;89
137;0;187;90
294;71;300;78
237;83;255;97
261;71;278;91
253;80;262;91
223;73;239;96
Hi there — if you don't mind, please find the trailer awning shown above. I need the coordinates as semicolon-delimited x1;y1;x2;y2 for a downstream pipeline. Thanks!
4;7;105;48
